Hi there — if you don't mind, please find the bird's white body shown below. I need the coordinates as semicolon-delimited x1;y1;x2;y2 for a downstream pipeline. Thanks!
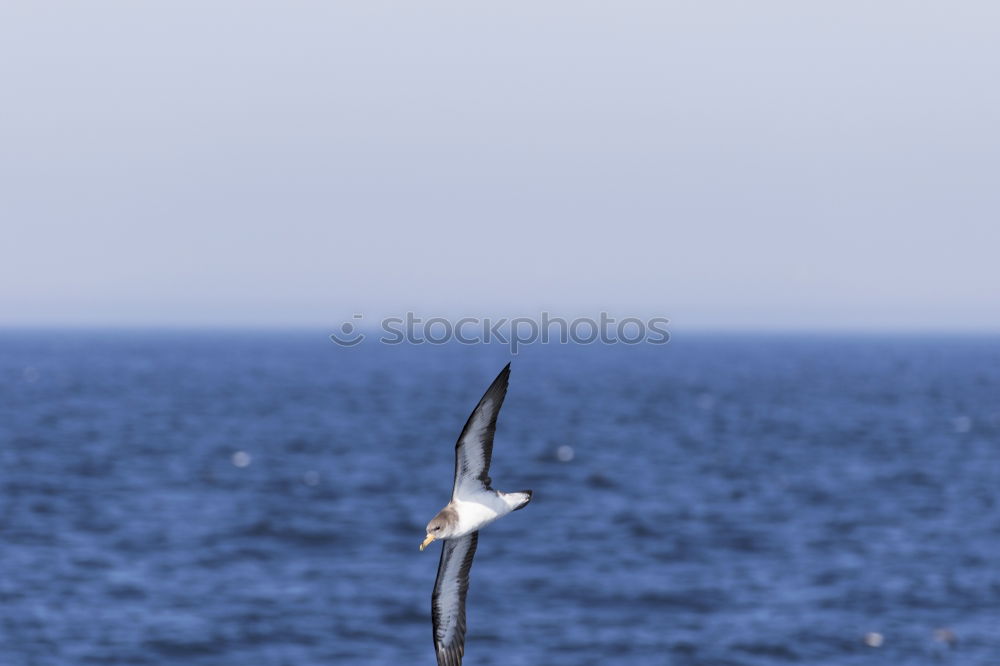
449;490;528;538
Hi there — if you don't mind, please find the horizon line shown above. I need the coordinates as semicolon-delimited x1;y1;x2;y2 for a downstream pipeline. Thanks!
1;324;999;336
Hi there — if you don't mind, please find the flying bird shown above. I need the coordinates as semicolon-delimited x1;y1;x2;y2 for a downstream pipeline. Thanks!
420;363;532;666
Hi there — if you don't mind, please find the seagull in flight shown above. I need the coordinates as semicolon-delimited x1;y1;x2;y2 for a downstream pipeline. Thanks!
420;363;532;666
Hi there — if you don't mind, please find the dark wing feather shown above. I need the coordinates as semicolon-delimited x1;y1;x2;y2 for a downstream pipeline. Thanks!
452;363;510;499
432;532;479;666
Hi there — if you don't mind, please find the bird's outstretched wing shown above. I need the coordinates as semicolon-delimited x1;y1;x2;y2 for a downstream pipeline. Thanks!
452;364;510;500
432;531;479;666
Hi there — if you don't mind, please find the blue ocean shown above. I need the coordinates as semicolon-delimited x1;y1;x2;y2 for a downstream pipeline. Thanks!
1;332;998;665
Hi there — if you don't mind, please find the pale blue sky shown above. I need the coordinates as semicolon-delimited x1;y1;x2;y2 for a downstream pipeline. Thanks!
2;2;998;329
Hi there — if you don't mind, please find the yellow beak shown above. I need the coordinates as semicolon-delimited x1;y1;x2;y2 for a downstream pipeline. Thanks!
419;534;437;551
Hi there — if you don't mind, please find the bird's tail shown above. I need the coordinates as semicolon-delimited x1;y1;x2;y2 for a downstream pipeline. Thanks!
507;490;532;511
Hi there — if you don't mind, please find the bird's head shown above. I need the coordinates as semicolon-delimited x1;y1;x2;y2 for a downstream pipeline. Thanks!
420;508;457;551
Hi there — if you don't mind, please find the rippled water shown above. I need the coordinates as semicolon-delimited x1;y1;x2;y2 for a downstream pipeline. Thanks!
2;332;999;665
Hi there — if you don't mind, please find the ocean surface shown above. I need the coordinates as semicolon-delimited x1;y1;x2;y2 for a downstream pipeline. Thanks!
1;332;998;665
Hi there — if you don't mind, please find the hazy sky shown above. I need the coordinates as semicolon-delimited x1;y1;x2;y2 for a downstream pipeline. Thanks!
2;2;998;329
